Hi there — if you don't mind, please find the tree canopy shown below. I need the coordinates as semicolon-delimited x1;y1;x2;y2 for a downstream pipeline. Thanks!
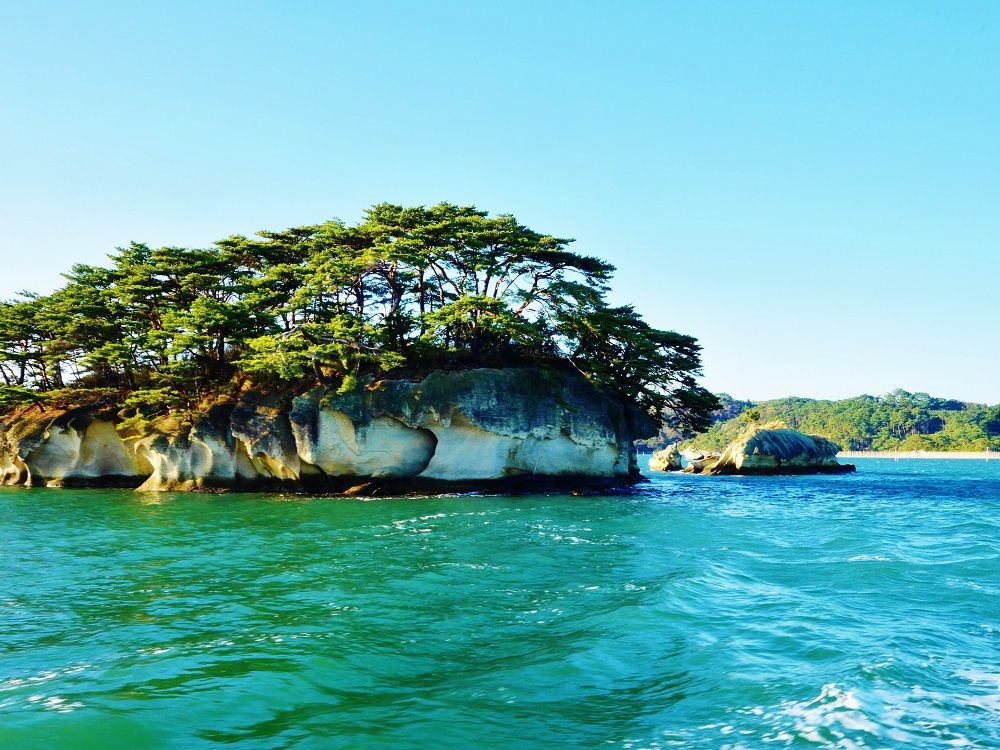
0;202;717;431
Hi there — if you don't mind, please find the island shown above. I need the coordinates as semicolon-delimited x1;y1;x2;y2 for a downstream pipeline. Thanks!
0;203;717;493
643;392;1000;453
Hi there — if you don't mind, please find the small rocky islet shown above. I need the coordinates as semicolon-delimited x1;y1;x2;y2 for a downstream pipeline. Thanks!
649;426;855;476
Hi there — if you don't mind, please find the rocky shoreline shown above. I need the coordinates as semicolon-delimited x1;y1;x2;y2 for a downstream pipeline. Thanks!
0;368;654;494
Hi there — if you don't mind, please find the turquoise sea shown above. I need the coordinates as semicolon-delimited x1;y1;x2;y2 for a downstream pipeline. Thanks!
1;458;998;749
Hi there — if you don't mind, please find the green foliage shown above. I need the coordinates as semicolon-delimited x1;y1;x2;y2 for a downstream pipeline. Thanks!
117;387;192;435
0;202;715;432
742;408;761;424
0;385;45;409
419;295;539;353
681;389;1000;452
553;303;718;430
238;334;315;381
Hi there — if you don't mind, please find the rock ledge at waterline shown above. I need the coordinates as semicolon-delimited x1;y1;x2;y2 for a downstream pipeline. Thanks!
0;368;654;494
651;428;855;476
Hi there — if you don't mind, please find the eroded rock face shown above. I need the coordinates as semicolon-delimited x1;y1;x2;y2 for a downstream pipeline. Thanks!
0;368;654;493
0;410;147;487
686;428;855;476
648;443;682;471
680;448;721;473
132;414;259;492
293;410;436;479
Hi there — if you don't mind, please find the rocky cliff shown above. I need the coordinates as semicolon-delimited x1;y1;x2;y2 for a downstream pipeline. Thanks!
0;368;654;494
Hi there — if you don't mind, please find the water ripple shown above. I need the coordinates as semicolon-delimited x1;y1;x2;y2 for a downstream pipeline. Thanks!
0;459;998;748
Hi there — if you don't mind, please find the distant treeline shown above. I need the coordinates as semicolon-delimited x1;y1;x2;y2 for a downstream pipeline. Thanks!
644;391;1000;452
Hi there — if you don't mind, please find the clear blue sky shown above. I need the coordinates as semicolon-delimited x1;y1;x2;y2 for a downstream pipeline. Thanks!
2;1;998;403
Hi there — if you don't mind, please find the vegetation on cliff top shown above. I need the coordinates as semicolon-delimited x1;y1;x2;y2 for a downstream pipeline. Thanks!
0;203;717;432
650;390;1000;452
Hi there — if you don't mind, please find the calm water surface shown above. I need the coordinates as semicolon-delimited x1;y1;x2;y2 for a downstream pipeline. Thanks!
1;458;998;749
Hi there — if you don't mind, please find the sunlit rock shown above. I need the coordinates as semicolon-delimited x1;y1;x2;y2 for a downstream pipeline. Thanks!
648;443;682;471
681;448;722;473
0;368;654;493
691;428;855;475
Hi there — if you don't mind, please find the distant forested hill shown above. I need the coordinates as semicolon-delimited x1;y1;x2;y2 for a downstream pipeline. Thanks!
642;390;1000;452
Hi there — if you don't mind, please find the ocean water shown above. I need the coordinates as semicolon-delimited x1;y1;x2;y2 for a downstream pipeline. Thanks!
1;459;998;749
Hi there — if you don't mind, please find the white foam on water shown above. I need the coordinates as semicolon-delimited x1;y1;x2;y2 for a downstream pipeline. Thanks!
742;683;884;748
26;693;84;713
955;668;1000;688
1;663;90;692
954;669;1000;713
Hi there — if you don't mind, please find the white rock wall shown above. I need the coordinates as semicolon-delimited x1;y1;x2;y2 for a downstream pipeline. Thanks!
416;411;620;480
0;370;645;491
292;410;435;478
